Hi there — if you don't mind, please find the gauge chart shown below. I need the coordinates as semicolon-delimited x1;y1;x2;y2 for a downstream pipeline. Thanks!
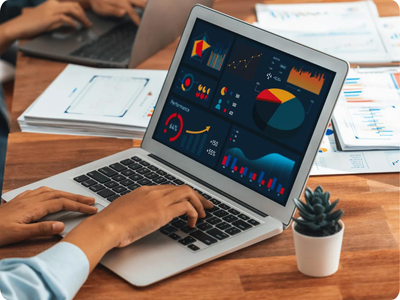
252;88;305;135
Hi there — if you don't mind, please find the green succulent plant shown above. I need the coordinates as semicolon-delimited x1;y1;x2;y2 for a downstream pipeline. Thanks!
293;186;343;237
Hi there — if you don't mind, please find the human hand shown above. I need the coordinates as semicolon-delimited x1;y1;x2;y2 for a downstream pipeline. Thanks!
63;185;213;271
0;187;97;247
2;0;92;41
88;0;146;25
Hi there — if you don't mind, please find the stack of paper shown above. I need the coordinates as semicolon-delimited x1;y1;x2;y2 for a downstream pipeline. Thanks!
332;67;400;151
254;1;399;63
18;65;167;139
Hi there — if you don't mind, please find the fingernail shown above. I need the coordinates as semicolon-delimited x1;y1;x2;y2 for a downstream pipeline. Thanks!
52;222;64;232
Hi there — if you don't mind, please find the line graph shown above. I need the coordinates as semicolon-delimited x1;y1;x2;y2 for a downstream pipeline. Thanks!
227;53;263;69
226;42;263;81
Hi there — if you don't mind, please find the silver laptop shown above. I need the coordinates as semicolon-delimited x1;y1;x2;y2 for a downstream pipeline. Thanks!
18;0;213;68
3;5;349;286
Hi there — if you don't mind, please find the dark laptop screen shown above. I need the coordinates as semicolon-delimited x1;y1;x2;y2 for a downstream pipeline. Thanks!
153;19;336;206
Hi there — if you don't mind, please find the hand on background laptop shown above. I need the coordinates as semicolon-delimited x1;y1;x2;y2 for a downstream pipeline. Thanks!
63;185;213;272
87;0;146;25
0;0;92;44
0;187;97;247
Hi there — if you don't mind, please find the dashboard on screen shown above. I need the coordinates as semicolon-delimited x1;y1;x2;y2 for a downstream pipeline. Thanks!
153;19;336;206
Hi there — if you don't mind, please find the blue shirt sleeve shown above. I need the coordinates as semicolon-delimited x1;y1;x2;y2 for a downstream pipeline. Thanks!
0;242;90;300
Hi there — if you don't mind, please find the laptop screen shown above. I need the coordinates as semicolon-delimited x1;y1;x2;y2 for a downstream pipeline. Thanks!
153;19;336;206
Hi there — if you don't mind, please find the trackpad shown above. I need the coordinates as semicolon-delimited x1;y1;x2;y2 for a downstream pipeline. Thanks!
59;203;105;236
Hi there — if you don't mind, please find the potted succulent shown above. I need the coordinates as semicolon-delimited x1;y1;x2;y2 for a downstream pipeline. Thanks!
292;186;344;277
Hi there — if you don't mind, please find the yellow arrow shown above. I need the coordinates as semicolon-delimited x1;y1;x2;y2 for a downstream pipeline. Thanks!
186;126;211;134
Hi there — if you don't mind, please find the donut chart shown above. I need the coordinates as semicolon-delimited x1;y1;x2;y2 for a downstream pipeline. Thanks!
164;113;184;142
252;88;305;133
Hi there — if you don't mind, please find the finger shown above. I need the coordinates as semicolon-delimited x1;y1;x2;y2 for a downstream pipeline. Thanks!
37;190;95;204
165;186;207;218
126;7;141;26
22;221;65;239
98;3;126;18
60;3;92;28
21;186;54;199
12;189;33;201
31;198;98;220
170;201;198;227
129;0;146;8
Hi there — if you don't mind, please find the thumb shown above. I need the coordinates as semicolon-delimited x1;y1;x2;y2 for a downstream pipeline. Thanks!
25;221;65;238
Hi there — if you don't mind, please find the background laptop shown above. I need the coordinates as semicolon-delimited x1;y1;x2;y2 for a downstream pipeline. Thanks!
18;0;213;68
3;5;348;286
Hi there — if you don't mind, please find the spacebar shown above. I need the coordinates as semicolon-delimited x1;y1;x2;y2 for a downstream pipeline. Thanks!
190;230;218;245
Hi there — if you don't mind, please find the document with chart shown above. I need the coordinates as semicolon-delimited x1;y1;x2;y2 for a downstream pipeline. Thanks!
18;65;167;139
255;1;396;63
332;67;400;151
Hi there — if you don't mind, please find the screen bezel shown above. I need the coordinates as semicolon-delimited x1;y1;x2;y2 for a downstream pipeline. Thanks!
141;5;349;226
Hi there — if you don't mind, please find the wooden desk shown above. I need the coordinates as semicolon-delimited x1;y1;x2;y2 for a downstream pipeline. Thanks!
2;0;399;298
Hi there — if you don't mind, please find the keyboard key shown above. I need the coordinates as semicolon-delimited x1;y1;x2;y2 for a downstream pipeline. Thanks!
74;175;89;183
87;171;110;183
171;220;187;228
128;163;142;170
202;193;211;200
210;198;221;205
112;175;125;182
107;194;120;202
223;215;238;223
190;231;217;245
179;214;188;221
216;222;232;230
181;225;195;233
148;165;158;171
153;177;167;184
214;210;229;218
248;219;260;226
169;233;181;241
112;186;127;193
225;227;241;236
196;219;204;225
120;179;134;186
121;169;135;176
89;184;105;192
131;156;142;162
165;174;176;180
120;190;130;196
120;159;134;166
179;236;196;246
206;206;220;213
173;179;184;185
206;217;222;225
207;228;229;240
203;211;213;219
193;188;203;194
82;179;97;187
99;167;117;177
145;172;159;179
228;208;240;215
232;220;252;231
104;181;119;188
136;168;150;175
238;214;250;221
156;170;167;176
160;226;177;235
97;189;115;198
109;163;127;172
129;174;143;181
137;178;152;185
139;161;150;166
128;184;141;190
188;244;200;251
219;203;231;210
197;222;213;231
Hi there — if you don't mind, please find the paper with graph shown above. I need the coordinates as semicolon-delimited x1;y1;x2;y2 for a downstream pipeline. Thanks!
332;67;400;151
255;1;396;63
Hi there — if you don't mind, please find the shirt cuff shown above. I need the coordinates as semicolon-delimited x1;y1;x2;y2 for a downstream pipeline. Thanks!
36;242;90;299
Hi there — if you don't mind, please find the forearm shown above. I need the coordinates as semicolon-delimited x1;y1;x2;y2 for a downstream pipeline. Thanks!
62;215;119;273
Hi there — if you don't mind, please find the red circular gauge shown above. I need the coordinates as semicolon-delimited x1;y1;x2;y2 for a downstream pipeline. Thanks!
164;113;183;142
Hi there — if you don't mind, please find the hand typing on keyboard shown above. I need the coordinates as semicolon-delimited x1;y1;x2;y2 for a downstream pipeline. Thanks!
88;0;146;26
63;185;213;272
0;187;97;247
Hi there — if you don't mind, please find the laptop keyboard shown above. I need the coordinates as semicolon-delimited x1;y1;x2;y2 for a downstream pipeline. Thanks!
70;22;137;63
73;155;261;252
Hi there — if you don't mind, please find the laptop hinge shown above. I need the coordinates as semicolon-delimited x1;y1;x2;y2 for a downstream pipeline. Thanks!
148;154;268;218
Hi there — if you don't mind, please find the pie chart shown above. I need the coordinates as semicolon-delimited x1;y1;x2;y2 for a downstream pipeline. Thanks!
252;88;305;134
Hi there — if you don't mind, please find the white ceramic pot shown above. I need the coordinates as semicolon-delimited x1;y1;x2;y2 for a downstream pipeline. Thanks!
292;220;344;277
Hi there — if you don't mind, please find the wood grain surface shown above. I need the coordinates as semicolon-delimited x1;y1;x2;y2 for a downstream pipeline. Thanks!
1;0;399;299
